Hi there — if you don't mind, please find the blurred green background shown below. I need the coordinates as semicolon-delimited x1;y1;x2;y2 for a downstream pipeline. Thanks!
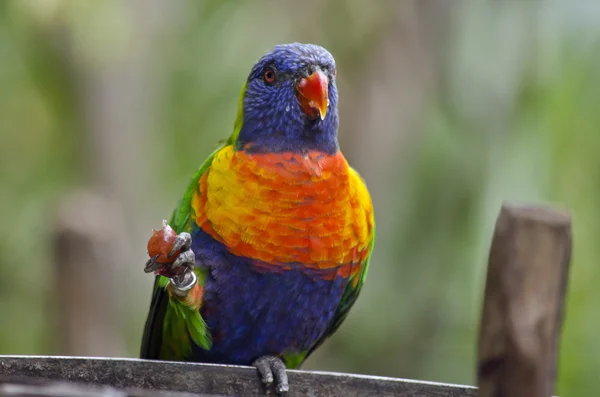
0;0;598;395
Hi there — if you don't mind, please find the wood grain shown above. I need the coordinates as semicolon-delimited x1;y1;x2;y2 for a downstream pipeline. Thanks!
477;203;572;397
0;356;476;397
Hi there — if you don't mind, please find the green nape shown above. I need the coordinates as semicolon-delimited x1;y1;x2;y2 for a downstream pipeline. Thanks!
282;351;308;369
226;82;247;145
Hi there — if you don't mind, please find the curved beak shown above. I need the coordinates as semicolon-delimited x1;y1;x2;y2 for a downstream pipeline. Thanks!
297;69;329;120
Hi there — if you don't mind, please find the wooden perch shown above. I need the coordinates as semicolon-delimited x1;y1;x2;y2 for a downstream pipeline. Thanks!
0;375;202;397
477;202;572;397
0;356;476;397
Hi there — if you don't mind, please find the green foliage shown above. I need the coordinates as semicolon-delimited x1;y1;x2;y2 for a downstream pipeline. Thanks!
1;1;599;396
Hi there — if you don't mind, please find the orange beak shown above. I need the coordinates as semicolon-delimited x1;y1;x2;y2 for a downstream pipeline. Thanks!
297;69;329;120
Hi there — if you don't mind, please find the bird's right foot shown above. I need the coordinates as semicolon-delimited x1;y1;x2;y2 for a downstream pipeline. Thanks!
253;356;289;395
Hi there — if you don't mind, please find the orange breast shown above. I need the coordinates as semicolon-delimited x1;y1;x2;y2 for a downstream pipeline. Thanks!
191;146;374;275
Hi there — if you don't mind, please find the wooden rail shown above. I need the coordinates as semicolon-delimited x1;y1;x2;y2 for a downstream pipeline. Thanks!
0;356;476;397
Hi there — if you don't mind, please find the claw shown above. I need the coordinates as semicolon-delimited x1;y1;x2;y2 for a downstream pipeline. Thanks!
253;356;289;395
144;254;161;273
145;226;196;279
171;250;195;273
168;232;192;258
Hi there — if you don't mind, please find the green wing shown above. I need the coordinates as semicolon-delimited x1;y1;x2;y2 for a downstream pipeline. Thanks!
140;145;223;360
140;83;247;361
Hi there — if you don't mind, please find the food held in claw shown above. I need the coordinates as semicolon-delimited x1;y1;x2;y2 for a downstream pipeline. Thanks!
147;221;180;264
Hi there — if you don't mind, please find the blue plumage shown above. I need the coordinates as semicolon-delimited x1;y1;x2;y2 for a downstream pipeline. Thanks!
190;224;348;364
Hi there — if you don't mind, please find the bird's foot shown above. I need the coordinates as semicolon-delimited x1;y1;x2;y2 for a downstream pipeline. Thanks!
253;356;289;395
144;225;196;272
144;222;197;296
170;267;197;297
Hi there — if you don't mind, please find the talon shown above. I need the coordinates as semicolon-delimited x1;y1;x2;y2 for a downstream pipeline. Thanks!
143;254;161;273
253;356;274;386
168;232;192;258
171;250;196;273
253;356;288;395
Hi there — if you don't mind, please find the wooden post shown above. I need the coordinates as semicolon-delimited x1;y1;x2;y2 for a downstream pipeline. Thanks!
52;190;126;357
477;202;572;397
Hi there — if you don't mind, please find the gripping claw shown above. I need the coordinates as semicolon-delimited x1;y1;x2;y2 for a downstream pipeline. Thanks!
253;356;289;395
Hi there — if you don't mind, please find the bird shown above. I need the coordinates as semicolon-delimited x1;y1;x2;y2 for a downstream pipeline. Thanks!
140;42;375;395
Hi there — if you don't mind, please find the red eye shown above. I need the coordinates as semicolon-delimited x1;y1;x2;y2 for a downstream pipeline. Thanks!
264;68;276;84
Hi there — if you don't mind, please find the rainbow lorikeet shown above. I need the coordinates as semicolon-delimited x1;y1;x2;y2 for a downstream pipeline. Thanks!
140;43;375;394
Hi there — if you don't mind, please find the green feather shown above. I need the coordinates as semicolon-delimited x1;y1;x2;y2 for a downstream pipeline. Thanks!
282;351;307;369
169;295;213;350
160;298;192;359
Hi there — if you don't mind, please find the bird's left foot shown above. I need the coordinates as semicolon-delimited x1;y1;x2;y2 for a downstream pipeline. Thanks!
144;221;195;280
144;221;197;296
253;356;289;395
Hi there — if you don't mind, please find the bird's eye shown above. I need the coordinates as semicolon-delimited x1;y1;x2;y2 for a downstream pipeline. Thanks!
264;68;276;84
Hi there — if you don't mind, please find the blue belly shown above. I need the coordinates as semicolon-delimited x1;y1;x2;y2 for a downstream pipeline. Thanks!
189;227;348;365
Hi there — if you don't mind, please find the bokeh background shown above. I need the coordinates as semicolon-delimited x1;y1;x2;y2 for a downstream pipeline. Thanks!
0;0;598;395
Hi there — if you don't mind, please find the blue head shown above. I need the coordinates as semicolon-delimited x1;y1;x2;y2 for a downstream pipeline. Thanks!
233;43;339;154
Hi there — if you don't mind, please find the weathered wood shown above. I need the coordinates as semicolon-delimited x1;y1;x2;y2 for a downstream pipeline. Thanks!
477;203;572;397
0;375;209;397
0;356;477;397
